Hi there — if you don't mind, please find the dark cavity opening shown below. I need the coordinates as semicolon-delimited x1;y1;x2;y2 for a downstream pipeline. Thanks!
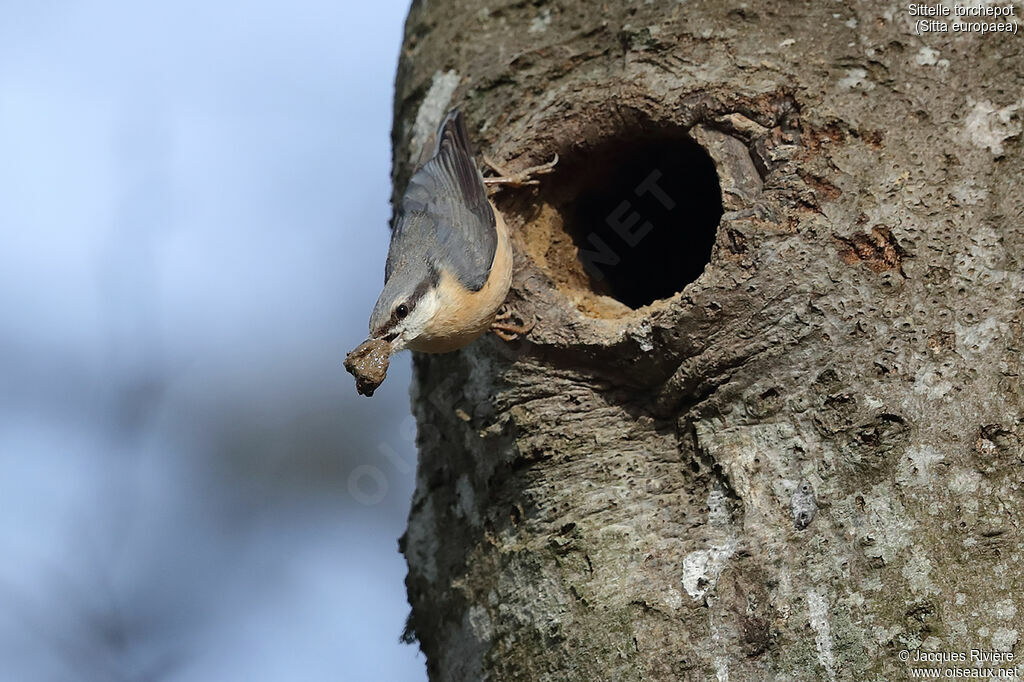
561;134;723;309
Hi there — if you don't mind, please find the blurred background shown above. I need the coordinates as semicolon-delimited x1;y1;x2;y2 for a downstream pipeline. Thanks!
0;1;426;680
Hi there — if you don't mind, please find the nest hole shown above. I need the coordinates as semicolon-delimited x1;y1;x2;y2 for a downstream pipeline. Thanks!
546;132;723;310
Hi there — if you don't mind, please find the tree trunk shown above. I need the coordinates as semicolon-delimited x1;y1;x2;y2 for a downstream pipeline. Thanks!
392;1;1024;679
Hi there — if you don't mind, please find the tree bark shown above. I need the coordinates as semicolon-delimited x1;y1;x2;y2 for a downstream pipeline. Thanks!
392;1;1024;679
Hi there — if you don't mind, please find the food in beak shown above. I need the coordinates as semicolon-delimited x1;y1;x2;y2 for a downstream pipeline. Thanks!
344;338;392;396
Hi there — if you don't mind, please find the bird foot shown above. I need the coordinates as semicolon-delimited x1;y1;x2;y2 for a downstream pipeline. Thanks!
490;304;535;342
483;154;558;192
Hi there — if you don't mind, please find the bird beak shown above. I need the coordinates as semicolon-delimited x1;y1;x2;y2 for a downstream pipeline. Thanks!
371;326;400;348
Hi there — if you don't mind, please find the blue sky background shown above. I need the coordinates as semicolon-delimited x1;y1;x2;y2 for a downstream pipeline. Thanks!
0;1;425;679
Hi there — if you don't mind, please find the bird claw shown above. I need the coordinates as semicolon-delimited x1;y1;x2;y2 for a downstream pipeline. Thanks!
490;304;535;341
483;153;558;191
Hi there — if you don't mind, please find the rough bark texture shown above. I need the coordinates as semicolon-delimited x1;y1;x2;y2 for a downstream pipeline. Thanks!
392;1;1024;680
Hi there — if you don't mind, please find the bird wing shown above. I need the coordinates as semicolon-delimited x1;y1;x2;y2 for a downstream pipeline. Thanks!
386;109;497;292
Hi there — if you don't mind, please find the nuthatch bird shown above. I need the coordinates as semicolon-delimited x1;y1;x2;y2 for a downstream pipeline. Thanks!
367;109;551;355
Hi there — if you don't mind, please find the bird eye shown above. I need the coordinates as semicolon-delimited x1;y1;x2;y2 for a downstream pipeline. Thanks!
395;303;409;319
